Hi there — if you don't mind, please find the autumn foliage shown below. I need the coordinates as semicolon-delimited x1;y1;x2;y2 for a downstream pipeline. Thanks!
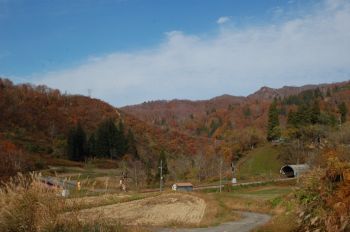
296;151;350;232
0;78;216;171
0;141;32;183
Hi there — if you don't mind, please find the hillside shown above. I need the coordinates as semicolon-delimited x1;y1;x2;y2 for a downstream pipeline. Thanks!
122;81;350;140
247;83;337;100
1;77;350;184
0;78;213;164
236;145;282;181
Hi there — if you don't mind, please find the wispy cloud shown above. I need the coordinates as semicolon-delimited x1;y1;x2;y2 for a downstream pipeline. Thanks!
34;0;350;106
271;6;284;18
216;16;231;24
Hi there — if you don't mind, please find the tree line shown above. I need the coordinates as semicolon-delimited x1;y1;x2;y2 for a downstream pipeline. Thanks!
267;88;348;141
67;118;138;161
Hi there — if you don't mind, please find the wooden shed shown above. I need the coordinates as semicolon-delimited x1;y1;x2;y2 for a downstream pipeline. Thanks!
172;182;193;192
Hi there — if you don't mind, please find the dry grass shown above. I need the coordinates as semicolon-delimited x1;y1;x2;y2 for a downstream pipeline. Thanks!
66;192;157;211
198;193;241;227
77;192;206;227
253;192;299;232
295;154;350;232
0;172;296;231
0;173;141;232
0;173;64;232
199;184;297;230
254;211;298;232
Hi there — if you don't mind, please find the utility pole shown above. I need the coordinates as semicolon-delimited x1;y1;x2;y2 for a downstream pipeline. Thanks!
159;159;163;192
231;161;235;178
219;158;223;193
134;165;138;189
297;157;300;184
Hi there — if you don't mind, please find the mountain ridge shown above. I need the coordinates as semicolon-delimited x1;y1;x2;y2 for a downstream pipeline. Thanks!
123;80;349;110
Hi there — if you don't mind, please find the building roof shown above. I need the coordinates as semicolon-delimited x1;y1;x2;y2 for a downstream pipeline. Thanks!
174;182;193;187
40;176;76;188
287;164;310;172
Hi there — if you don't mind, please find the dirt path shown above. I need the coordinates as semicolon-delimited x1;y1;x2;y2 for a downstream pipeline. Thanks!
194;178;296;191
157;211;271;232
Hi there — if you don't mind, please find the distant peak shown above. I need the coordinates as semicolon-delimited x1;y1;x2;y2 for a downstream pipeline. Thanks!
248;86;281;100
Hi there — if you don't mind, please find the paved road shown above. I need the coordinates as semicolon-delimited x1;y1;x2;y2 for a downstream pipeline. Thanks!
157;211;271;232
194;177;296;191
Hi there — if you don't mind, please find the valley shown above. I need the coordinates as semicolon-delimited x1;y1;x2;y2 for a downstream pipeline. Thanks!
1;78;350;231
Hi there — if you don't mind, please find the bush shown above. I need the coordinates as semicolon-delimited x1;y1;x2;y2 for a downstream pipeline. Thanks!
0;173;64;232
0;142;34;182
0;173;129;232
296;151;350;232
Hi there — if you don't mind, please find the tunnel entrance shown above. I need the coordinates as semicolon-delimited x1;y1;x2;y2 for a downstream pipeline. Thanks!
280;164;310;178
280;165;295;178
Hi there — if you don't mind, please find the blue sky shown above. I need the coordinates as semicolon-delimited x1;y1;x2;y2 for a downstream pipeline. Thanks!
1;0;350;106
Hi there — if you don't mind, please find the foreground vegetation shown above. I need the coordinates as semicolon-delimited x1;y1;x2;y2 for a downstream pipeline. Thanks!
1;156;349;232
0;171;296;231
0;173;147;232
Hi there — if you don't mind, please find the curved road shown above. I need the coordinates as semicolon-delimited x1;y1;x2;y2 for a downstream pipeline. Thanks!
158;211;271;232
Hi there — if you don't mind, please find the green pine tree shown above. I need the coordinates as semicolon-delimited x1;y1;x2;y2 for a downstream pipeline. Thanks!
267;101;280;141
67;128;76;160
311;100;321;124
95;118;119;158
338;102;348;124
87;133;96;156
287;110;297;126
116;121;128;156
67;122;87;161
126;129;139;159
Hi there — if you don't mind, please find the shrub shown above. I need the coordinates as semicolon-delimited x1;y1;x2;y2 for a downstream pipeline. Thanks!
0;141;34;183
296;151;350;232
0;173;64;232
0;173;129;232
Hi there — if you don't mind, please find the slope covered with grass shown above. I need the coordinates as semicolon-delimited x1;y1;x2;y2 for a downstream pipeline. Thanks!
237;145;282;181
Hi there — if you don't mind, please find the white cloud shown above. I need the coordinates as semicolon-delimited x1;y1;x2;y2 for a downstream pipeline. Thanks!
271;6;284;17
216;16;231;24
34;0;350;106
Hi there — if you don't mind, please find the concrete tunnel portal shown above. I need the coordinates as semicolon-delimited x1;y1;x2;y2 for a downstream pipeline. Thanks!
280;164;310;178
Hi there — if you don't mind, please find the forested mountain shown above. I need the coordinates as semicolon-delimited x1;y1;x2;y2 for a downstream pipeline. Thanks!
0;78;214;164
1;77;350;182
123;81;350;138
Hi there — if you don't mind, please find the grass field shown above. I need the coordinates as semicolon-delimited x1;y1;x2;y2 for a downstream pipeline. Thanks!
69;183;295;228
1;168;297;231
197;181;296;228
237;145;283;181
30;144;294;230
230;186;294;201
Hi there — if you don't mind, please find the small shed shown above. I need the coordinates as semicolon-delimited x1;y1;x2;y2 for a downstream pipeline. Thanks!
172;182;193;192
280;164;310;178
39;176;75;197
